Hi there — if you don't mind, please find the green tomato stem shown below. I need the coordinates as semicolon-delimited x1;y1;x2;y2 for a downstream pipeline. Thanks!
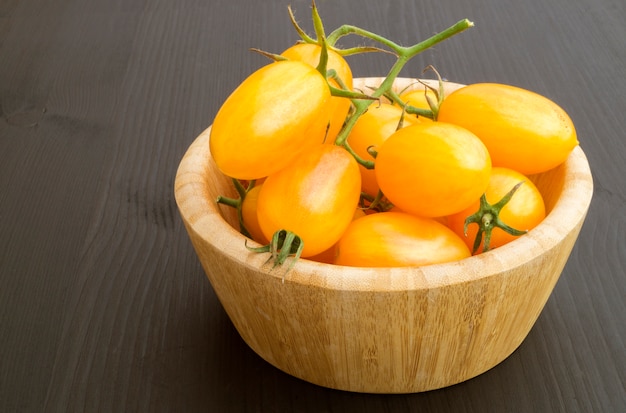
342;139;375;169
385;88;435;119
327;24;403;52
315;37;329;78
288;5;316;44
216;178;255;239
311;0;326;42
215;195;239;208
335;45;390;57
333;19;473;148
405;19;474;56
233;178;248;198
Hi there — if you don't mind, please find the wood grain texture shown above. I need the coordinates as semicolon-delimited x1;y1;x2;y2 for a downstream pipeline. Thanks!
1;0;624;411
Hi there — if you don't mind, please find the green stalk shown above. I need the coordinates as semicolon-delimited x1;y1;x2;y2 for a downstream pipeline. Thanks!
216;178;255;239
288;5;316;44
327;25;404;52
333;19;474;153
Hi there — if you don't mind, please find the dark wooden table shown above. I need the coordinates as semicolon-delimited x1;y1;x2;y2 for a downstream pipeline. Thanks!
1;0;624;411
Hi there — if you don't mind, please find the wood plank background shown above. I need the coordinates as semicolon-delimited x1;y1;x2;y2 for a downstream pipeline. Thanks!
1;0;624;411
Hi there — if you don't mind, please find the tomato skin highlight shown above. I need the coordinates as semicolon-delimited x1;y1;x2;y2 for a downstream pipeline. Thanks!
438;83;578;175
281;43;353;143
335;211;471;267
347;103;418;197
447;167;546;252
256;144;361;257
375;122;492;218
209;60;331;180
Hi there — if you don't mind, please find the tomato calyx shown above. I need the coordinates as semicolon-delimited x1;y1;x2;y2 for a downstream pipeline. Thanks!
418;65;446;120
309;3;377;103
216;178;258;239
385;65;446;121
464;181;528;253
288;3;387;57
245;229;304;277
386;87;434;120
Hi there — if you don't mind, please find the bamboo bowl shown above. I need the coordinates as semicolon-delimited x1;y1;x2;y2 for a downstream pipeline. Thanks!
174;78;593;393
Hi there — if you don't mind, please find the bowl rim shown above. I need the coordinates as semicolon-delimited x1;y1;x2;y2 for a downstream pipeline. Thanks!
175;77;594;293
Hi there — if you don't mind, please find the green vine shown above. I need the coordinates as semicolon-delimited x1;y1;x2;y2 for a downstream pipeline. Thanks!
319;15;473;168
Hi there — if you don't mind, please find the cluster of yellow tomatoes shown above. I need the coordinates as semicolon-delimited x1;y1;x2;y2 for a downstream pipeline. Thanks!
209;19;578;269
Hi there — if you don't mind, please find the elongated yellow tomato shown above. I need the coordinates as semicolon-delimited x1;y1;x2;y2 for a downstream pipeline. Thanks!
256;144;361;257
282;43;353;143
210;60;331;179
438;83;578;174
347;103;418;197
447;167;546;252
335;211;470;267
375;122;491;217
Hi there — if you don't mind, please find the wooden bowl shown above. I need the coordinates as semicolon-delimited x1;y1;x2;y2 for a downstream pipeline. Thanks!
174;78;593;393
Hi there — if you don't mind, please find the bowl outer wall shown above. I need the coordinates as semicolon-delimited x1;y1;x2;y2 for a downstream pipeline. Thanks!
174;78;593;393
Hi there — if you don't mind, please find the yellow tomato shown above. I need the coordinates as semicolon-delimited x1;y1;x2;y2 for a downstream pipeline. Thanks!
281;43;353;143
375;122;492;217
438;83;578;174
335;211;470;267
210;60;331;180
447;167;546;252
257;144;361;257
